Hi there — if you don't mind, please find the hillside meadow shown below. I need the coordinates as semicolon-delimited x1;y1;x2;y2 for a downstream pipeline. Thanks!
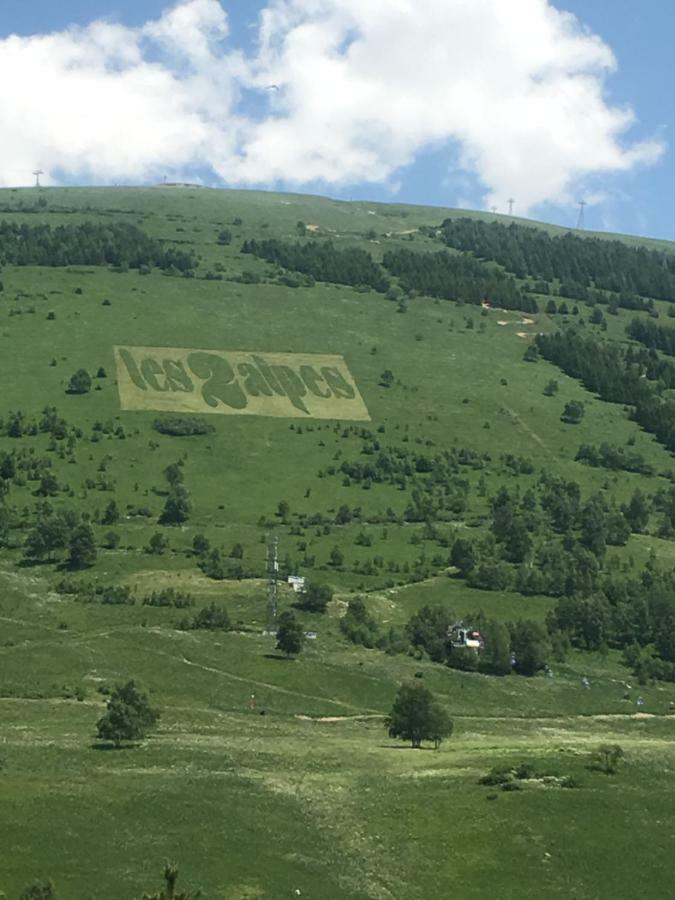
0;186;674;897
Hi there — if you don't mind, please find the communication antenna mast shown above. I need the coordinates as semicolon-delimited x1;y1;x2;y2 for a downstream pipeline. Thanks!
576;200;587;230
507;198;515;216
33;169;44;188
490;206;498;214
266;534;279;632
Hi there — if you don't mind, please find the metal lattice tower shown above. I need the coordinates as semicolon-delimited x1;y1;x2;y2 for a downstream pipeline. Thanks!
33;169;44;188
507;198;515;216
266;535;279;632
576;200;587;230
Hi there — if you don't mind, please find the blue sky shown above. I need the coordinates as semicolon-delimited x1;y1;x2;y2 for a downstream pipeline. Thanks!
0;0;672;241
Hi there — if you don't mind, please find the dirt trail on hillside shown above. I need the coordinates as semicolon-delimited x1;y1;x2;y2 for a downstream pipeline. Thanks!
155;650;378;714
295;714;386;723
503;404;552;457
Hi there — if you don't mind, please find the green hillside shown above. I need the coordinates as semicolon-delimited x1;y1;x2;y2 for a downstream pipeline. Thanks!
1;186;675;899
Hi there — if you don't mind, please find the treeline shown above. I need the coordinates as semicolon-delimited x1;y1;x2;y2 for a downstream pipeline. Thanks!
627;317;675;357
334;444;478;521
548;563;675;682
438;218;675;301
575;442;654;476
382;248;538;312
450;477;644;598
535;329;675;453
0;221;195;272
340;596;549;677
241;238;389;292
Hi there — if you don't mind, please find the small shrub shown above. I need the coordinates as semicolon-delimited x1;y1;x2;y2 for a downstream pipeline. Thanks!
478;767;512;786
501;781;523;792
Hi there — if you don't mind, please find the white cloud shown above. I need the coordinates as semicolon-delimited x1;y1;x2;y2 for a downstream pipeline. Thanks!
0;0;664;211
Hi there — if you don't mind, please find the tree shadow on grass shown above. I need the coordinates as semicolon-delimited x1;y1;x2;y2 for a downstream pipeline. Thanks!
377;744;438;751
263;653;295;661
17;557;54;569
90;741;139;751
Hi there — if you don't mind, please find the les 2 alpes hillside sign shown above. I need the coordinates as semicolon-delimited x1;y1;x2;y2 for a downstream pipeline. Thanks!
115;346;370;421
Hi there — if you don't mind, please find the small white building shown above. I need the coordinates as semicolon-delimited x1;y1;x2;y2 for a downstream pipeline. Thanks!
287;575;306;593
449;623;484;651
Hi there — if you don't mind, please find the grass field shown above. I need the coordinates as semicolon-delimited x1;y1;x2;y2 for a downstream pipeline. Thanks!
1;186;675;898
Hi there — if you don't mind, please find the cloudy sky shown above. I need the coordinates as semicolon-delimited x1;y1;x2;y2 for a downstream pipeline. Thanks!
0;0;672;238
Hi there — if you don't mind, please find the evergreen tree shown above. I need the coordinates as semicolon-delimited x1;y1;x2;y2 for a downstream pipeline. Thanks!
623;489;650;533
340;597;379;648
480;620;512;675
141;864;200;900
450;537;476;576
276;611;305;657
67;523;97;570
510;620;549;676
102;499;120;525
160;485;191;525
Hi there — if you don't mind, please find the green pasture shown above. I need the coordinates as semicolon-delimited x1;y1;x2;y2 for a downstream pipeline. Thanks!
2;562;675;899
1;186;675;897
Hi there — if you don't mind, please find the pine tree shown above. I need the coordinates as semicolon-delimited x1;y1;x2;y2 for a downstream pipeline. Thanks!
67;523;97;569
275;611;305;657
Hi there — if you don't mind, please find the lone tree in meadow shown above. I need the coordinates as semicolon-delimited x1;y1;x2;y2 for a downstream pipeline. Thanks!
66;368;92;395
561;399;585;424
159;484;192;525
96;680;159;747
67;523;97;570
141;864;200;900
386;682;453;749
276;610;305;658
379;369;394;388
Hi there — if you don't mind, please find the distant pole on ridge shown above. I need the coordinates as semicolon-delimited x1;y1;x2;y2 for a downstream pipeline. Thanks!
507;198;515;216
491;206;497;214
33;169;44;188
577;200;587;230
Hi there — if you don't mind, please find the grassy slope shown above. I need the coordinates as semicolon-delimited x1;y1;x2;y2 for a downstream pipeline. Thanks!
1;186;675;898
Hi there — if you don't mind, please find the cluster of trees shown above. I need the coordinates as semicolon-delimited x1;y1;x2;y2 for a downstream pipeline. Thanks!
180;602;232;631
339;597;549;677
159;462;191;526
547;560;675;681
406;604;549;677
536;329;675;454
55;580;134;605
0;221;195;272
446;476;654;602
326;444;484;521
24;506;97;569
153;416;214;437
575;442;654;476
439;217;675;301
382;248;538;312
626;317;675;357
241;238;390;292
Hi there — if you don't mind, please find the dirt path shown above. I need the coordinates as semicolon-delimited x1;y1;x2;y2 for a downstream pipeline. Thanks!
146;648;379;714
503;404;553;457
295;714;386;723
